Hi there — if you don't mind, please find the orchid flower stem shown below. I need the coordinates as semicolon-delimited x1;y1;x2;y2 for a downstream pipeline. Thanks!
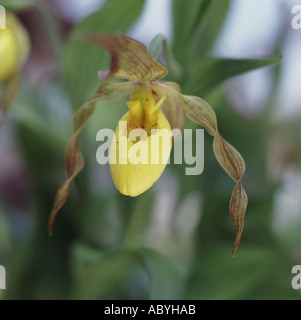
123;191;153;250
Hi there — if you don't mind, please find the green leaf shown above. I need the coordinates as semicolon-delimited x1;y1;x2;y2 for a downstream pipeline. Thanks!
71;244;135;299
147;33;182;79
0;0;36;11
188;0;230;59
63;0;145;108
183;56;282;96
172;0;230;67
184;246;301;299
147;34;166;60
10;84;71;152
172;0;208;64
139;248;185;300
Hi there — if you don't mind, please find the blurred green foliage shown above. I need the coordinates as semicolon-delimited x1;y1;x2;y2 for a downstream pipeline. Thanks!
0;0;300;300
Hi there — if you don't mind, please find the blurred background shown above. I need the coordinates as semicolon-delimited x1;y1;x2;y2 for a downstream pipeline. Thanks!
0;0;301;299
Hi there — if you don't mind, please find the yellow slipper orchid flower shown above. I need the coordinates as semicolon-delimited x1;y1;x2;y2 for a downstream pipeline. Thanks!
49;35;248;256
110;84;172;197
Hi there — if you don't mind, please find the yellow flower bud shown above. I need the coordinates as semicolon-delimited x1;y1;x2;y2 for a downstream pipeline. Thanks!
0;13;29;81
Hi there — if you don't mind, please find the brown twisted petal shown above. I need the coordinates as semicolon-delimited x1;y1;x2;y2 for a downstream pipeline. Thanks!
48;81;137;234
48;101;95;235
87;34;168;82
157;82;248;256
213;132;248;256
